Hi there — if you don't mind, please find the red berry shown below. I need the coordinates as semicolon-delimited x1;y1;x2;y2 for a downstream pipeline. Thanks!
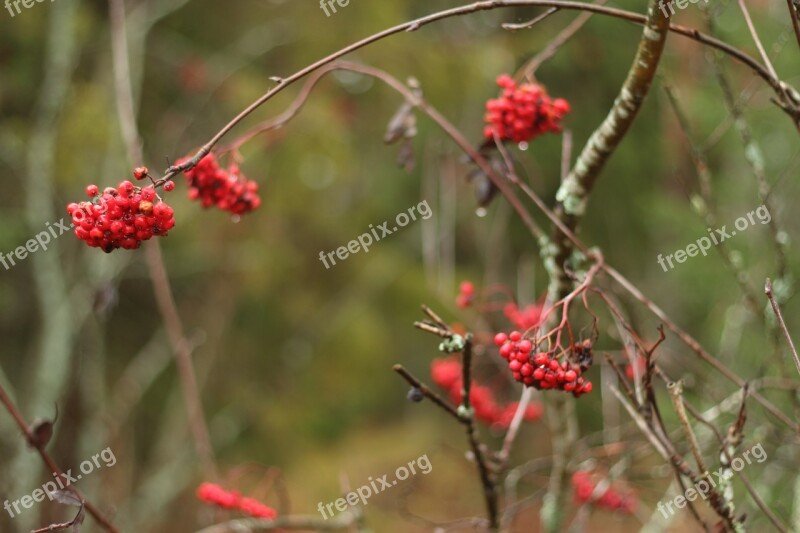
86;185;99;197
118;180;135;197
499;343;513;359
133;166;148;180
494;333;508;346
509;331;521;342
496;74;515;89
163;181;176;192
459;281;475;296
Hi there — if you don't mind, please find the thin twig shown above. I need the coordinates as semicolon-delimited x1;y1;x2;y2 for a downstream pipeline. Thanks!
661;83;764;316
31;504;84;533
156;0;797;187
765;278;800;378
393;365;462;420
460;335;499;530
496;387;535;466
502;7;560;30
108;0;217;479
0;382;119;532
667;381;708;475
786;0;800;50
515;0;607;80
736;0;779;82
681;395;789;532
403;313;499;530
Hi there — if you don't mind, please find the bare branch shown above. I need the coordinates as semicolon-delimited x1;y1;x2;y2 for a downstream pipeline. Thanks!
765;278;800;378
0;382;118;532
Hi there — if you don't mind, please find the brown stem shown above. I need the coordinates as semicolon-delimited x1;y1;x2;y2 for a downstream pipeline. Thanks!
393;364;462;420
156;0;794;186
681;396;789;532
606;264;798;431
393;363;498;529
400;316;499;529
0;383;119;532
540;3;670;530
787;0;800;50
765;278;800;378
108;0;217;479
667;381;708;475
145;241;217;477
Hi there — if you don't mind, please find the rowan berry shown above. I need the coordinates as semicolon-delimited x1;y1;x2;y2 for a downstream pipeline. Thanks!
133;166;148;180
118;180;135;197
86;185;99;197
456;280;476;308
163;181;175;192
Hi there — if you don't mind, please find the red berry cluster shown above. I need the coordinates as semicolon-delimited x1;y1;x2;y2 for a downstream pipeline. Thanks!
494;332;593;397
196;483;278;519
504;302;544;330
431;358;542;428
571;471;637;514
67;180;175;253
456;281;476;309
483;75;570;143
182;154;261;215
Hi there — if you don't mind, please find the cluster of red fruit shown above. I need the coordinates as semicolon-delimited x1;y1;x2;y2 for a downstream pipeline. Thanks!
431;357;543;428
67;179;176;253
571;470;637;514
456;281;476;309
504;302;544;330
484;75;570;143
494;332;593;397
196;482;278;519
181;154;261;215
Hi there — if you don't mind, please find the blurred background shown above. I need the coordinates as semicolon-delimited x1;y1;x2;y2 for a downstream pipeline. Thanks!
0;0;797;531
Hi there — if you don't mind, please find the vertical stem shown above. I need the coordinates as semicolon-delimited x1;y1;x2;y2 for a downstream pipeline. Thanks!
108;0;217;479
541;2;670;531
460;334;499;530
